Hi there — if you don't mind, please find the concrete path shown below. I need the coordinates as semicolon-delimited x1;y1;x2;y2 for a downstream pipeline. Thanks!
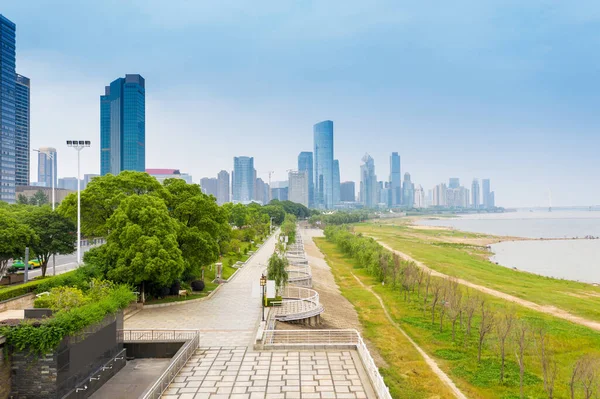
125;233;278;347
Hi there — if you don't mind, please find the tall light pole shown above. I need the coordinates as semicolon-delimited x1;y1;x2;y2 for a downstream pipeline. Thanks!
67;140;91;265
33;148;57;275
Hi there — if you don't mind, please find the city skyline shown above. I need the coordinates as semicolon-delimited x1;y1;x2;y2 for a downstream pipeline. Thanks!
2;4;598;207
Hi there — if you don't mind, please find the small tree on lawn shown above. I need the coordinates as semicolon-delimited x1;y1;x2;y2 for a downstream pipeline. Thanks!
267;252;289;295
0;209;34;279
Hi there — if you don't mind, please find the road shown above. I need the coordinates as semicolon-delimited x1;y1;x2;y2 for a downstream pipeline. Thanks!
11;246;95;279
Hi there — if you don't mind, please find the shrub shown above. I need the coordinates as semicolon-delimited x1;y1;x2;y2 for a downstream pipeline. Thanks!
34;286;87;312
169;281;181;296
158;286;170;298
191;280;205;292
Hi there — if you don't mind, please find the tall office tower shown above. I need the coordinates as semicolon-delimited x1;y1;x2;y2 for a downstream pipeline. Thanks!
58;177;79;191
313;120;334;209
37;147;57;188
254;178;267;204
200;177;218;197
414;185;425;208
216;170;230;205
402;173;414;207
389;152;401;206
449;178;460;189
340;181;355;202
232;156;254;203
15;74;30;186
433;183;448;207
288;170;309;207
380;181;391;207
100;74;145;176
298;151;314;208
271;181;288;201
471;178;480;209
332;159;340;206
0;15;16;203
83;174;99;189
489;191;495;208
360;153;377;208
482;178;491;208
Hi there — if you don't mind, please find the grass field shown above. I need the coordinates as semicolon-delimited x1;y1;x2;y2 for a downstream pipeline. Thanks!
315;236;600;399
355;222;600;323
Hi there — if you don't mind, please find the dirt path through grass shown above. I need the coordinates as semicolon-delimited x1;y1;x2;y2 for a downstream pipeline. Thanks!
373;238;600;332
349;272;468;399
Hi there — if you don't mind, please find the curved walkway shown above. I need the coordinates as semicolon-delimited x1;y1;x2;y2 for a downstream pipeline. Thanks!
374;238;600;332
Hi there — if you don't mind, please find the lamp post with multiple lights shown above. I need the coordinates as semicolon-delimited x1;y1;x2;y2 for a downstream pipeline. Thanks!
33;148;57;275
66;140;91;265
260;273;267;322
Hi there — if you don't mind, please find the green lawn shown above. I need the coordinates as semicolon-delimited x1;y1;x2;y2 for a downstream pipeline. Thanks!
316;237;600;399
356;223;600;323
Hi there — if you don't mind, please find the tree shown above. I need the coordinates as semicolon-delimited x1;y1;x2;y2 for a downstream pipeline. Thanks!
88;194;184;302
267;252;289;294
23;206;76;277
447;279;463;340
262;204;285;225
496;308;516;382
537;327;558;399
30;190;49;206
570;355;599;399
514;320;530;399
17;194;29;205
477;300;495;363
0;209;34;279
464;290;479;336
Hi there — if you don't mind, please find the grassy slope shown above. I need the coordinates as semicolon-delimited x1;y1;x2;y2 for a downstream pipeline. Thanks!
316;237;600;399
356;223;600;322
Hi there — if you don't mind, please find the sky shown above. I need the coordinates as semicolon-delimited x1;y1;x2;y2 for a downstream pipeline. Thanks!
4;1;600;208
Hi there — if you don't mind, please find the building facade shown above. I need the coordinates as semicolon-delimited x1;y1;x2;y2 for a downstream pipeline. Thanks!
271;181;288;201
297;151;314;208
360;153;377;208
200;177;218;197
37;147;57;188
414;185;425;208
232;156;254;203
449;178;460;189
471;178;480;209
217;170;230;205
146;168;192;184
389;152;401;206
402;172;414;208
340;181;355;202
58;177;79;191
254;177;267;204
313;120;334;209
83;174;100;189
288;170;309;207
15;74;29;186
100;74;146;176
0;15;16;203
482;178;491;209
332;159;340;206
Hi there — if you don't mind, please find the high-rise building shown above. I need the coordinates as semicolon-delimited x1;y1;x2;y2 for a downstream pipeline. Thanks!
0;15;16;203
217;170;230;205
482;179;491;209
414;185;425;208
340;181;355;202
271;181;288;201
360;153;377;208
146;168;192;184
489;191;495;208
232;156;254;203
449;178;460;189
380;181;391;207
298;151;314;208
288;170;309;207
37;147;57;188
471;178;480;209
58;177;80;191
254;177;267;204
100;74;146;176
15;74;30;186
313;120;334;209
332;159;340;206
83;174;99;189
432;183;447;207
402;173;414;207
389;152;401;206
200;177;218;197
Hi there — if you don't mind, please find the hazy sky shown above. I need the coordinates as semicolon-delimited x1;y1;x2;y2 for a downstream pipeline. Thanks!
5;1;600;207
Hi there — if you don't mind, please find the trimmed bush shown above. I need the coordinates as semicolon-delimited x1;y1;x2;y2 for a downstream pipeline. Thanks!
191;280;205;292
169;281;181;296
159;286;170;298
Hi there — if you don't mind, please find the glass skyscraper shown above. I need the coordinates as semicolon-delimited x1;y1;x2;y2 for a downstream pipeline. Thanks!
360;153;377;208
332;159;340;206
15;74;30;186
233;156;254;203
297;151;314;208
471;178;480;209
313;120;334;209
389;152;401;206
100;74;146;176
0;15;16;203
482;178;491;209
37;147;57;188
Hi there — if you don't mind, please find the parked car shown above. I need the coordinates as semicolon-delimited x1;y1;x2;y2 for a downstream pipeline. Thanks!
11;258;42;270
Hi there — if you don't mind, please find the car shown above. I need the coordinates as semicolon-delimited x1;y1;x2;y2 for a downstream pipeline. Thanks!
11;258;42;270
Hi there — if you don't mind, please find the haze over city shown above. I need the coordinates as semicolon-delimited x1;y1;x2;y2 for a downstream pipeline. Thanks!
4;1;599;208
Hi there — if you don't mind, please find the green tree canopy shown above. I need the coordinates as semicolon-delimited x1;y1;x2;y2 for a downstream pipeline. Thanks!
0;208;34;278
30;190;49;206
267;252;289;293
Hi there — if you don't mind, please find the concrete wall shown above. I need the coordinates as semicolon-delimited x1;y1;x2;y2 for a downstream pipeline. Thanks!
124;342;184;359
0;341;10;399
0;293;35;313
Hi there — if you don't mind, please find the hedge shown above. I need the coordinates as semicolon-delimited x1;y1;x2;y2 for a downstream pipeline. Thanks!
0;270;79;302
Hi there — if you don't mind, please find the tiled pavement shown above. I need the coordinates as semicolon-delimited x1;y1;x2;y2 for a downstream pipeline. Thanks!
162;347;373;399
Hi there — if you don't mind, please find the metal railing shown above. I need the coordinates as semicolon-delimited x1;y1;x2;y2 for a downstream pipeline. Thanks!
125;329;200;399
261;329;392;399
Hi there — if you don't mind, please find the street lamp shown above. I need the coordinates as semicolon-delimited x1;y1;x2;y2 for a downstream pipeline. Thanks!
260;273;267;322
33;148;57;275
66;140;91;265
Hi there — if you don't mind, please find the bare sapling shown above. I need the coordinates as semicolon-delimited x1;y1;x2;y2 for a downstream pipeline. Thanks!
496;307;516;383
477;300;495;363
514;320;530;399
537;327;558;399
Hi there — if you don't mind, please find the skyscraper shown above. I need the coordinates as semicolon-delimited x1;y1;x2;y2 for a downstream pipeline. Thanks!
217;170;230;205
0;15;16;203
414;185;425;208
15;74;30;186
482;179;491;209
389;152;401;206
100;74;146;176
402;172;414;207
332;159;340;206
233;156;254;203
298;151;314;208
449;178;460;189
37;147;57;188
288;170;309;207
471;179;480;209
200;177;218;197
313;120;334;209
254;177;267;204
360;153;377;208
83;174;99;189
340;181;355;202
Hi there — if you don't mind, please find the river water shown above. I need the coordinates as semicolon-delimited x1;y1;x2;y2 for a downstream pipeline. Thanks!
419;211;600;283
